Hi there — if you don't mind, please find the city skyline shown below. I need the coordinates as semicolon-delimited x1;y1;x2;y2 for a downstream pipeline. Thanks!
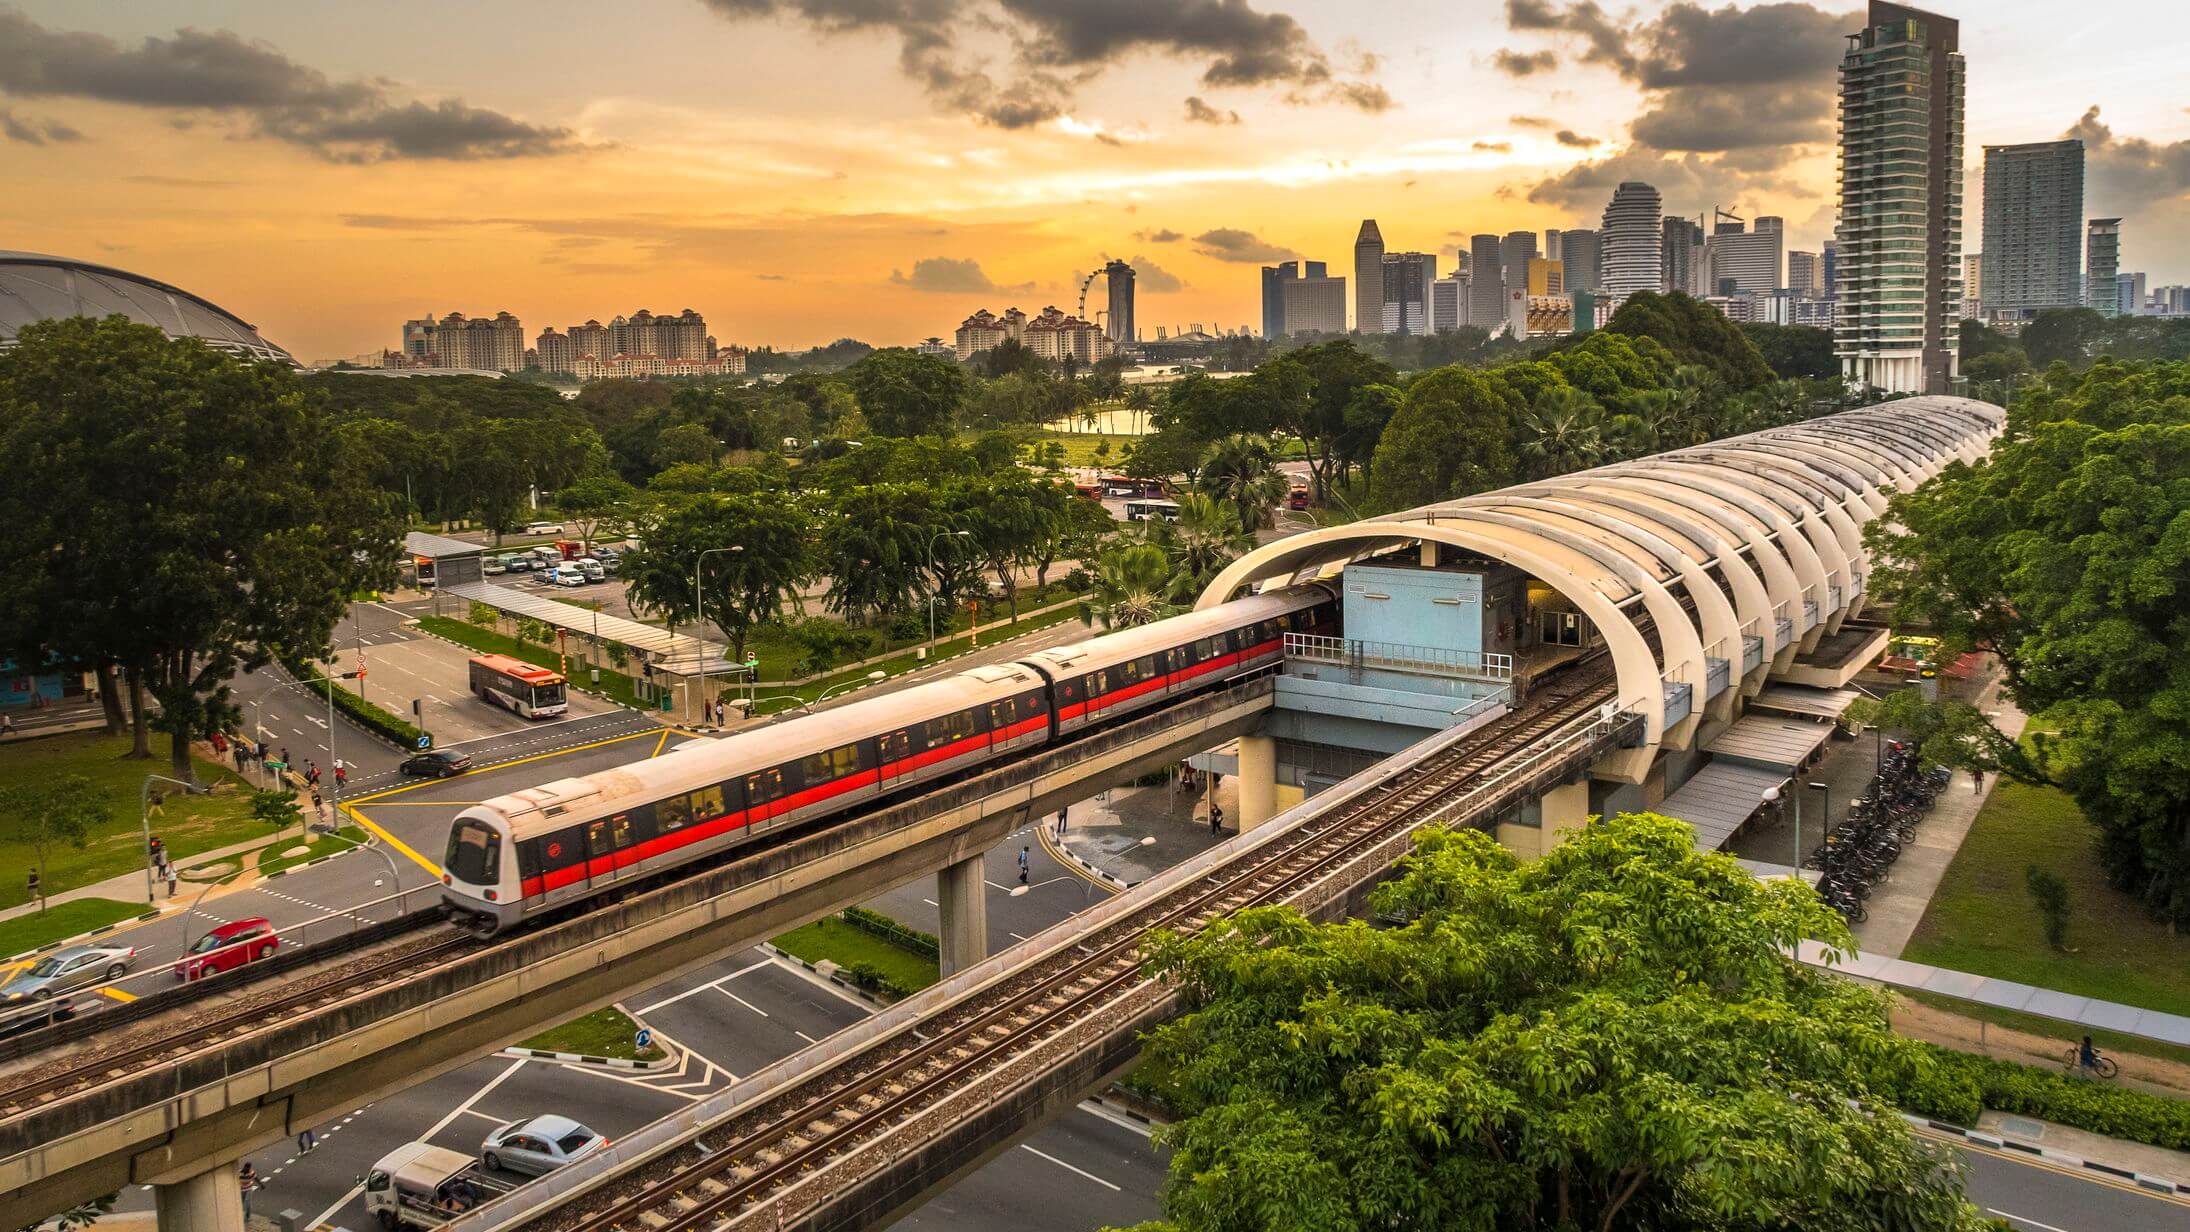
1;0;2184;362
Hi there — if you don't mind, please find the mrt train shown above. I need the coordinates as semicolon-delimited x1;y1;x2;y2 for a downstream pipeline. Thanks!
440;584;1337;933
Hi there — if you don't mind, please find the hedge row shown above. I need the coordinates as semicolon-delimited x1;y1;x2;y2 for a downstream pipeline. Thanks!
842;905;941;959
838;960;919;1000
1891;1042;2190;1151
279;655;432;751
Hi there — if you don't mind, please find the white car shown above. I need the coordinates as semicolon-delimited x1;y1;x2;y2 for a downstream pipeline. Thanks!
524;521;563;536
553;567;587;587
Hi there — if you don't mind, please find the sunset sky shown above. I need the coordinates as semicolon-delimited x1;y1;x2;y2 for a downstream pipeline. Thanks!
2;0;2184;364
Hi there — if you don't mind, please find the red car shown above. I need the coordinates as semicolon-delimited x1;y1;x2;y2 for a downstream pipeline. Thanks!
175;918;279;980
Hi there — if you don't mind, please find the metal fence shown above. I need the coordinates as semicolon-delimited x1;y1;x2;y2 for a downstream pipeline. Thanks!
1283;633;1515;681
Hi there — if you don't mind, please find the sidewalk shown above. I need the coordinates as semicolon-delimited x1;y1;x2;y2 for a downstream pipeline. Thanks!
1048;779;1235;888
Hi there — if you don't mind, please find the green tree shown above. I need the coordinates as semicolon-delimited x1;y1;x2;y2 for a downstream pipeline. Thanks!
1854;358;2190;927
1196;434;1290;532
847;349;969;437
818;483;942;622
1273;341;1396;497
621;495;813;662
0;777;105;909
651;421;718;470
1739;322;1838;380
1149;493;1251;596
0;318;400;778
1335;382;1402;479
1599;289;1775;389
2019;307;2107;369
961;475;1051;619
1516;386;1607;479
250;788;305;842
1368;366;1517;510
1092;543;1181;630
1129;813;1988;1232
555;475;637;551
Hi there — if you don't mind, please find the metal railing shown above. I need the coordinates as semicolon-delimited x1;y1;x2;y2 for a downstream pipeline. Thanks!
1283;633;1515;681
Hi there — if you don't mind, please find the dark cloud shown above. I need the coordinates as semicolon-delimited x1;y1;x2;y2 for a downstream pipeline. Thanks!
1553;129;1598;148
1493;49;1558;77
1182;96;1239;125
1500;1;1853;200
2066;106;2190;214
0;9;578;161
1509;113;1556;128
1127;256;1186;293
1473;140;1512;153
1136;228;1185;242
888;256;1032;293
0;107;81;144
699;0;1384;125
1191;227;1299;263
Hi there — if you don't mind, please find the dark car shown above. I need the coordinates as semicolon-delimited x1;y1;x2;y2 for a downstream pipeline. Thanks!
400;749;473;778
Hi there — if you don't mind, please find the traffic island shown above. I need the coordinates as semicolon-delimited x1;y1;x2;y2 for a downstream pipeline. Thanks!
506;1005;672;1070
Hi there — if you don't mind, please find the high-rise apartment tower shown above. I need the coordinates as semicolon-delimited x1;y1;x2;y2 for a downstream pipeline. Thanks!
2086;218;2122;314
1980;139;2083;320
1353;220;1385;333
1601;182;1664;300
1103;259;1135;345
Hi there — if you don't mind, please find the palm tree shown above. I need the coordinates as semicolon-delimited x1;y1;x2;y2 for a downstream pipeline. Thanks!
1516;387;1606;480
1155;493;1252;596
1599;411;1660;462
1093;543;1181;630
1197;433;1291;532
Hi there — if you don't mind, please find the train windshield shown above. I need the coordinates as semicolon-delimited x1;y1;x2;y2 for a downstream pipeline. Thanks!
446;819;501;885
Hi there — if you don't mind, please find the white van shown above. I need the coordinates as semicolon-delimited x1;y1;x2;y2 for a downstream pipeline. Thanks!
524;521;563;536
578;558;606;582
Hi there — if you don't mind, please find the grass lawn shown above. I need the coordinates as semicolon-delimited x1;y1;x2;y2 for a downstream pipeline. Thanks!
255;826;373;879
1902;776;2190;1032
1027;429;1141;470
520;1005;666;1062
773;916;939;993
0;731;263;910
0;897;150;959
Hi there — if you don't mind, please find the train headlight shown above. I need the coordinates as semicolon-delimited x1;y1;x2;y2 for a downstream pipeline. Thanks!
484;889;498;901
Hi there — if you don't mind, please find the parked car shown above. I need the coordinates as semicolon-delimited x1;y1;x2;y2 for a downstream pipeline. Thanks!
577;558;605;583
553;566;587;588
480;1115;606;1177
588;545;619;560
176;918;278;980
598;555;619;576
524;521;564;535
3;943;136;1000
502;555;533;573
481;559;507;576
400;749;473;778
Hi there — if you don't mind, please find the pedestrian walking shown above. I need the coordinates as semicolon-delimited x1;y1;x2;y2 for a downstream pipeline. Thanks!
334;764;347;788
1209;802;1224;835
1017;846;1030;885
1971;767;1986;793
311;790;323;815
298;1127;317;1154
1054;806;1068;837
149;835;164;867
238;1162;259;1220
278;747;290;774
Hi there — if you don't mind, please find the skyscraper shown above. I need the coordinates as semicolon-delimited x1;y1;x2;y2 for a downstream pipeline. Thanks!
1500;231;1539;295
1601;182;1664;300
1526;258;1565;296
1282;265;1347;336
1788;251;1824;294
1822;241;1839;300
1431;272;1470;331
1353;220;1385;334
1469;234;1505;325
1836;1;1964;394
1980;139;2084;320
1703;219;1784;294
1103;259;1135;345
2086;218;2122;314
1558;229;1602;294
1260;264;1292;339
1661;217;1700;295
1381;252;1437;335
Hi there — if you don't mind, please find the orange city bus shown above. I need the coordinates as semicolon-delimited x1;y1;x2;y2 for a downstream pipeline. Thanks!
467;654;568;719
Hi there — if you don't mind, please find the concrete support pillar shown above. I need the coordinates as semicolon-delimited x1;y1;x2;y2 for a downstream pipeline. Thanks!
936;853;987;977
1540;778;1592;852
155;1164;245;1232
1237;734;1277;831
1419;538;1439;567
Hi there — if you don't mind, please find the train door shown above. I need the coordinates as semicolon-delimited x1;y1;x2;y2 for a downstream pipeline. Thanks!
878;728;914;789
988;700;1016;750
746;768;785;828
583;814;632;888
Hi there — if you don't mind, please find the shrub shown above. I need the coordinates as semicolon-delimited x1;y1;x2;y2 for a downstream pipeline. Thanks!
2025;864;2070;949
842;905;940;958
838;960;912;999
887;610;925;642
1886;1042;2190;1151
280;654;431;750
791;616;873;666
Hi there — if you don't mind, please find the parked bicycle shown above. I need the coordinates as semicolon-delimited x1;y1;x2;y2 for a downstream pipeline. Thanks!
1809;741;1954;924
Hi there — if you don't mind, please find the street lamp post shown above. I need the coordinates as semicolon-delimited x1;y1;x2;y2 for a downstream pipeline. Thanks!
927;530;973;650
139;774;205;904
694;545;743;727
1805;782;1829;870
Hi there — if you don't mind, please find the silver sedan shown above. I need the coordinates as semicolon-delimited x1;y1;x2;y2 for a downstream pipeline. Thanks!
2;942;136;1001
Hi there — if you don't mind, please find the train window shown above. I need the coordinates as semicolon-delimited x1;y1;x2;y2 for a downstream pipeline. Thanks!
586;820;607;859
747;769;783;804
610;814;634;849
447;822;499;885
690;784;725;822
658;793;693;831
1088;670;1109;698
881;729;911;763
990;698;1015;728
923;710;977;749
801;744;863;781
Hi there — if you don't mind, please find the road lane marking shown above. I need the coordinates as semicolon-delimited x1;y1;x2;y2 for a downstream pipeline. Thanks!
634;959;771;1014
341;805;444;879
1019;1144;1120;1191
100;988;137;1003
719;989;770;1017
1934;1131;2190;1208
310;1057;526;1227
795;1030;819;1044
652;730;671;758
1987;1212;2070;1232
347;728;660;804
767;953;875;1011
456;1108;507;1124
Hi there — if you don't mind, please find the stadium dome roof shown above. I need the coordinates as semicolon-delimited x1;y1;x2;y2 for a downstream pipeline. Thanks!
0;251;296;366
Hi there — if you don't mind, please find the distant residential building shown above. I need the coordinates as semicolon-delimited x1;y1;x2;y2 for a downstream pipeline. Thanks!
1526;257;1565;296
1381;251;1436;335
917;337;952;357
1704;295;1763;324
1836;1;1965;394
1261;261;1327;338
1602;181;1663;300
2120;271;2146;316
411;311;525;371
602;309;711;362
1961;253;1983;320
1703;219;1783;295
1281;270;1348;336
1431;272;1470;331
1021;305;1115;363
401;315;436;359
1500;231;1539;296
2152;286;2190;316
1353;220;1385;334
2087;218;2122;314
1788;250;1824;296
1558;229;1602;294
1822;240;1839;301
1469;234;1505;325
1759;292;1835;329
1103;259;1135;344
1980;139;2084;320
535;328;579;373
1661;216;1701;296
954;307;1027;359
574;351;744;381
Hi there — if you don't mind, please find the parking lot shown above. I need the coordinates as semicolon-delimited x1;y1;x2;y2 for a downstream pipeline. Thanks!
332;620;626;747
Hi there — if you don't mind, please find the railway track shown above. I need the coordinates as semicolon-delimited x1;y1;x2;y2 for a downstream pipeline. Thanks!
528;670;1627;1232
0;928;475;1118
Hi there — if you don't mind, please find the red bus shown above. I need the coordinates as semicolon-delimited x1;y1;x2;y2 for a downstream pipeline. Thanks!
468;654;568;719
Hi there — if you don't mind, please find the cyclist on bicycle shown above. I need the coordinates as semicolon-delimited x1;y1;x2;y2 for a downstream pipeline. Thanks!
2078;1035;2102;1075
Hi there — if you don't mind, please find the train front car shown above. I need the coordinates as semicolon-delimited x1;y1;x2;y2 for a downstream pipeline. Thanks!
441;807;525;934
1023;583;1337;735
